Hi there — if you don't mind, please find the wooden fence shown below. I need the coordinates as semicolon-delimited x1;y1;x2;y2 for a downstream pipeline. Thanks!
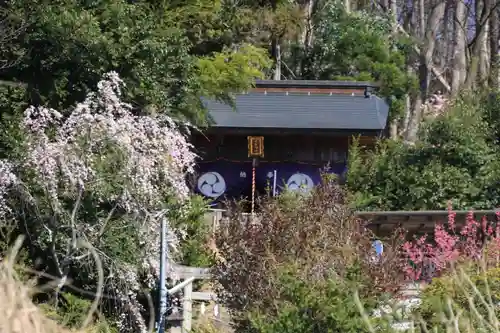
205;208;500;236
167;264;221;333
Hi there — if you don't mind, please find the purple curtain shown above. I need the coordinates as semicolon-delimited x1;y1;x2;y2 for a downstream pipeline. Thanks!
194;161;346;201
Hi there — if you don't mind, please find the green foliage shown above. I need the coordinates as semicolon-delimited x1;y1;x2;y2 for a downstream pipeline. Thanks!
98;216;142;267
170;195;214;268
347;93;500;210
482;93;500;141
415;265;500;333
417;274;468;327
167;0;259;54
39;293;118;333
284;0;417;119
1;0;270;125
197;44;270;95
249;263;381;333
0;84;28;159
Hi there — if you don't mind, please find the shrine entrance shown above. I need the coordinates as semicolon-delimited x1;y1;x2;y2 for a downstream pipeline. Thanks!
192;133;349;211
192;79;388;210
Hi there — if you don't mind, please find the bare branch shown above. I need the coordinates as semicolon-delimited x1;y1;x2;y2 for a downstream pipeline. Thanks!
371;1;452;92
397;25;452;92
0;80;27;88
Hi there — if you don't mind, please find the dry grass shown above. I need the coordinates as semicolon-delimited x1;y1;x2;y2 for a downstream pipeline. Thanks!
354;264;500;333
0;237;98;333
0;264;74;333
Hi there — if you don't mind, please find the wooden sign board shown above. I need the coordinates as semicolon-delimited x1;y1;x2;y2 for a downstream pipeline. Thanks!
248;136;264;158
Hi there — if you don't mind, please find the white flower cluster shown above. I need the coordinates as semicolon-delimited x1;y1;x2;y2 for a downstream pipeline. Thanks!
0;160;17;219
22;71;197;212
19;72;198;332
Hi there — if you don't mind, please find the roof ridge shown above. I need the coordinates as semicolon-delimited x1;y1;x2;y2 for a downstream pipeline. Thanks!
255;80;379;89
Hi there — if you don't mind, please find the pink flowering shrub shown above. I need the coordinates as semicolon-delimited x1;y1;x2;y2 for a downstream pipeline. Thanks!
401;204;500;281
22;71;196;211
1;72;198;333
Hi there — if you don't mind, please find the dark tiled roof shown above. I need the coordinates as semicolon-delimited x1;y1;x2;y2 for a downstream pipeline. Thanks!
202;92;389;130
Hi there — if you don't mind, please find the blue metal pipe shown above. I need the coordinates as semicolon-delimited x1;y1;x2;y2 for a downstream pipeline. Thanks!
156;218;168;333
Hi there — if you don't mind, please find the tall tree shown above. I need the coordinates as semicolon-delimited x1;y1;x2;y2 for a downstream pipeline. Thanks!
489;2;499;88
281;0;416;133
0;0;270;123
451;0;467;97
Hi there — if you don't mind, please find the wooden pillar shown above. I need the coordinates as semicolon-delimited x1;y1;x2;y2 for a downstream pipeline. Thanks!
182;282;193;332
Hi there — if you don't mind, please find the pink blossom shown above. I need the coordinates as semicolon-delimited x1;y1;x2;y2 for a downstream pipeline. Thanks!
402;207;500;281
447;201;456;231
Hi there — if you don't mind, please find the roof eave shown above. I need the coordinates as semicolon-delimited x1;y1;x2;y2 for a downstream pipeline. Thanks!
203;127;386;134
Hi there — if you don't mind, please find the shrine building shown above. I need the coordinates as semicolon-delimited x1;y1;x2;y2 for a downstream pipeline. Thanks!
191;79;390;203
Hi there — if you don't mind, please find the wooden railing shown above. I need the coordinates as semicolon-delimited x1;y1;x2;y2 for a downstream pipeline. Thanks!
204;209;257;233
167;264;220;333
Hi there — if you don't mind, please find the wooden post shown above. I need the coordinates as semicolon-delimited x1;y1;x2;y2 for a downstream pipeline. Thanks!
212;214;217;233
167;267;214;333
213;303;221;331
182;281;193;332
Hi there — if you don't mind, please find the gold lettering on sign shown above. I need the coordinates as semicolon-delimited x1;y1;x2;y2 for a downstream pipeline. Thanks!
247;136;264;158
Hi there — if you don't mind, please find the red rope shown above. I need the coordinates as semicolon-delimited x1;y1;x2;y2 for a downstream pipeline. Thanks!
251;165;256;215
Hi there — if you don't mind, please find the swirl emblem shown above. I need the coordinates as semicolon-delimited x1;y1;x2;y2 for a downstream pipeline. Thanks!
286;173;314;192
197;172;226;198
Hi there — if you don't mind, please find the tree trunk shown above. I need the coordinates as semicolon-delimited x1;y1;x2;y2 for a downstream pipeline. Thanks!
345;0;351;13
478;0;491;86
465;0;492;89
301;0;315;49
421;2;445;98
406;0;446;142
389;0;399;139
296;0;316;78
451;0;467;96
273;43;281;80
489;4;499;88
398;1;415;138
271;0;281;80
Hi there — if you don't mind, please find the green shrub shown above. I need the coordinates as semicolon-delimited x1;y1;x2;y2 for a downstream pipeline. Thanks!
415;264;500;333
39;293;118;333
347;92;500;211
170;194;213;268
249;262;385;333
